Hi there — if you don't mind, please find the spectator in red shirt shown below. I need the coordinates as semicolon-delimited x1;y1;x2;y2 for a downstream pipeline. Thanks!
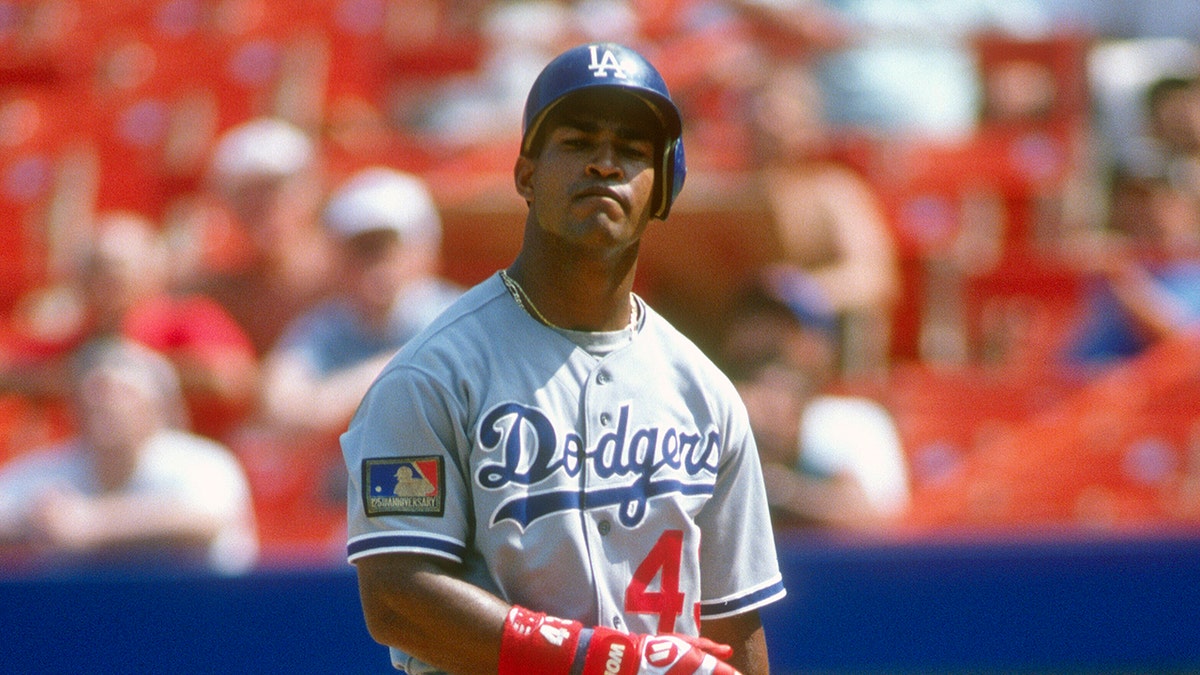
0;211;258;442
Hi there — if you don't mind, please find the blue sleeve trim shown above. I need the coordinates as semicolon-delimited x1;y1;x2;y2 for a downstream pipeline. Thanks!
346;533;467;562
699;579;787;619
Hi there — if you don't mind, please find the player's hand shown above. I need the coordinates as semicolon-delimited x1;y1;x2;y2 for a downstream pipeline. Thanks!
498;606;741;675
636;633;739;675
579;626;741;675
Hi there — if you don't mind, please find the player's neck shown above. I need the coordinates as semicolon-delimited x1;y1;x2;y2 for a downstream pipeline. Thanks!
504;255;637;332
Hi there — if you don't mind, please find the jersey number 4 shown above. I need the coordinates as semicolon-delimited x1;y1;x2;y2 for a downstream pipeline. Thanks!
625;529;686;632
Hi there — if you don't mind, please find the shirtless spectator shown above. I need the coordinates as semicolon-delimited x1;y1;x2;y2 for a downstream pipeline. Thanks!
745;61;901;377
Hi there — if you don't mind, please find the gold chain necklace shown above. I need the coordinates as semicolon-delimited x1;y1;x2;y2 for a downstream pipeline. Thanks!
499;269;638;332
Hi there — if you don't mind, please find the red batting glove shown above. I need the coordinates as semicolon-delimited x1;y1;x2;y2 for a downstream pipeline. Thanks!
499;606;741;675
578;626;741;675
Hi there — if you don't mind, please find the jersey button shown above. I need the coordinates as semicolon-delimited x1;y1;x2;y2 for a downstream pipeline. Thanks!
597;520;611;536
596;371;610;384
600;412;612;426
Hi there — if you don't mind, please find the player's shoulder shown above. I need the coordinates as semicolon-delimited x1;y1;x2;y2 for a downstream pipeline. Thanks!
376;274;512;371
639;303;740;393
639;302;705;355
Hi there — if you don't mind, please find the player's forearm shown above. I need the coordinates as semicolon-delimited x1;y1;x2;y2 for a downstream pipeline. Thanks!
702;610;770;675
355;553;509;675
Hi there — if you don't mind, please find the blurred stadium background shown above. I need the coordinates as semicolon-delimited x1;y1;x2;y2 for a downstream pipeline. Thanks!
1;0;1199;672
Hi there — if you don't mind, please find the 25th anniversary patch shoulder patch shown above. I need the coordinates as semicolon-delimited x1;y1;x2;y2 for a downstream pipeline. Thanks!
362;456;445;517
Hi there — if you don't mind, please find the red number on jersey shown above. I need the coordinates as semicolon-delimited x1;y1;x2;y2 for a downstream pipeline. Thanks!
625;529;686;633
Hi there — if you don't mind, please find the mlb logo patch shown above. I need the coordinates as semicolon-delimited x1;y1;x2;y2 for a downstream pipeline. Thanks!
363;456;445;516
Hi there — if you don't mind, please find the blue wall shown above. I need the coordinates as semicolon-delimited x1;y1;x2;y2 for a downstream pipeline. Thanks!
0;565;394;674
3;529;1199;674
762;528;1200;674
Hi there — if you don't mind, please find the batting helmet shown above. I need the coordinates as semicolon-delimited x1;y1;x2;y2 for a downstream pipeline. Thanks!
521;42;686;220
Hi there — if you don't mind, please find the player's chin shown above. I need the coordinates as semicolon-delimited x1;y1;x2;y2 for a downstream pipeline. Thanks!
566;210;630;239
571;196;628;223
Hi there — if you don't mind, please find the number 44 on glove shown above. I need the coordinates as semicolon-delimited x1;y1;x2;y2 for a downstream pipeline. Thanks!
499;605;741;675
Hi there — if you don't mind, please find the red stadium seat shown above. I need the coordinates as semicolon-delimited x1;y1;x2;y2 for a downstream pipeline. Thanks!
227;428;347;566
904;331;1200;531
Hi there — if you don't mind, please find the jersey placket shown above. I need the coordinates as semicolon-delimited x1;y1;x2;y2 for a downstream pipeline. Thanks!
579;357;627;632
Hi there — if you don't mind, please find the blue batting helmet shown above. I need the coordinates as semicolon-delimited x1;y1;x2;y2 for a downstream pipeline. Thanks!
521;42;686;220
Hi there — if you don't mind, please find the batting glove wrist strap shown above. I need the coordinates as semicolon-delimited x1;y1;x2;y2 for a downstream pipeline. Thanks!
499;605;741;675
499;605;584;675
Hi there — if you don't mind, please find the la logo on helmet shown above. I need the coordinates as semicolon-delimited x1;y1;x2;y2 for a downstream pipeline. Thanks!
587;46;630;79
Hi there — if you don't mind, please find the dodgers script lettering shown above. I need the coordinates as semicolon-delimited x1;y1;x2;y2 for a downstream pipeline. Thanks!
476;402;720;530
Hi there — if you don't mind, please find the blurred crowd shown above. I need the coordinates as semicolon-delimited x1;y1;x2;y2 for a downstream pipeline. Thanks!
1;0;1200;574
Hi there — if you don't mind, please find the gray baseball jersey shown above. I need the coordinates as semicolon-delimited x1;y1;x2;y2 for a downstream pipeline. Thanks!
343;273;786;672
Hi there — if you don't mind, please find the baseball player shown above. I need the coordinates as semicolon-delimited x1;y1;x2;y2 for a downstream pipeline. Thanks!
342;42;786;675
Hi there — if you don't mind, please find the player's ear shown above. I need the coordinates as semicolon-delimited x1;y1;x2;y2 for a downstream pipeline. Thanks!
514;155;535;203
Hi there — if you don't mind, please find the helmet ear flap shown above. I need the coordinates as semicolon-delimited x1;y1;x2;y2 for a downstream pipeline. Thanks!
656;137;686;220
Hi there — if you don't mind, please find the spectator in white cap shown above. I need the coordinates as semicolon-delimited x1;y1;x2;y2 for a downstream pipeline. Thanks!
183;117;337;356
256;166;463;441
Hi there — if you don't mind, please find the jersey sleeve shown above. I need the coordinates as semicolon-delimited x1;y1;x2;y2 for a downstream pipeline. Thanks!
694;400;787;620
342;362;472;564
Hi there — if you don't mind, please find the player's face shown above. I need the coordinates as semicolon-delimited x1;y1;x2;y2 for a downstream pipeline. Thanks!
516;92;660;254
